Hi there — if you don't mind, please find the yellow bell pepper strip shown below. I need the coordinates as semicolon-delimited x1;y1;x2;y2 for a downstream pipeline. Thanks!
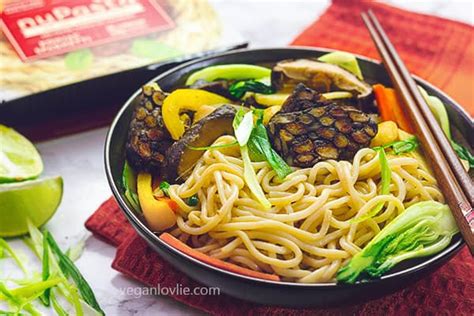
247;91;352;108
185;64;271;86
137;173;178;231
162;89;230;140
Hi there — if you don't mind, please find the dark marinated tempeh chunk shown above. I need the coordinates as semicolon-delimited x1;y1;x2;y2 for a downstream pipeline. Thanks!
126;83;174;173
268;85;377;168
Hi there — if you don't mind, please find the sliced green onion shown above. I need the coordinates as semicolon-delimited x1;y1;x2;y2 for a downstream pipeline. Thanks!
0;238;28;276
159;181;171;197
187;141;238;151
353;148;391;223
234;111;254;146
39;234;51;306
241;146;271;210
376;136;419;155
45;231;104;315
50;290;68;316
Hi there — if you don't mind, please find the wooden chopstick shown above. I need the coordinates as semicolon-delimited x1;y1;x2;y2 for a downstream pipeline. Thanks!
367;10;474;205
361;11;474;254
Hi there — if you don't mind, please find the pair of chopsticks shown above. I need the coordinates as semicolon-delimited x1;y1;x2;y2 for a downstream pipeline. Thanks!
361;10;474;254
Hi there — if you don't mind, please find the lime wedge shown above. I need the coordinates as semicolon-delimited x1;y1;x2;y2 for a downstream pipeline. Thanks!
0;176;63;237
0;125;43;183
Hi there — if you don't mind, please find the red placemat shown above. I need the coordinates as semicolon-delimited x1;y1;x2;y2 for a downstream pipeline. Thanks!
292;0;474;116
86;198;474;315
86;1;474;314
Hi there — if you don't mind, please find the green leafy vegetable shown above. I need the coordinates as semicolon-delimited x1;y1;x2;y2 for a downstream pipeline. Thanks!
419;86;451;139
247;114;292;180
187;195;199;206
65;49;93;71
419;86;472;169
234;108;292;180
376;136;419;155
352;148;391;223
229;80;275;99
122;162;141;211
159;181;171;197
45;231;104;315
233;109;271;209
451;140;474;168
131;39;181;60
337;201;458;283
185;64;271;86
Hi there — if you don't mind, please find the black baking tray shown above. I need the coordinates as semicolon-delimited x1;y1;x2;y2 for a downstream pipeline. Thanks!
0;43;247;140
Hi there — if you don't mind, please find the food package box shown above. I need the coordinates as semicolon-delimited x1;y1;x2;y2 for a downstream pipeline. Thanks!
0;0;246;133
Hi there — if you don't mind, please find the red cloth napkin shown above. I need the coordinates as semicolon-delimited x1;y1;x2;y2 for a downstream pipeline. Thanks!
292;0;474;116
86;198;473;315
86;1;474;314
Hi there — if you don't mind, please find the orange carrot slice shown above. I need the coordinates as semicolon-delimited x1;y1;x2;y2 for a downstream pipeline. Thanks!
159;233;280;281
373;84;414;133
373;84;396;122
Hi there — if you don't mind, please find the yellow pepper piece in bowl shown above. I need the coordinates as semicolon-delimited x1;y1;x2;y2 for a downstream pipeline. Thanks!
137;173;177;231
162;89;230;140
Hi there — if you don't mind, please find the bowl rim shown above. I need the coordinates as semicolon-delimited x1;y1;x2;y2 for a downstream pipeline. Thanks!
105;46;466;288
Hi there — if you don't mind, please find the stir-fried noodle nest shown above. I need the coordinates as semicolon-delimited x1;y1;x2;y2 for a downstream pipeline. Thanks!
167;136;443;283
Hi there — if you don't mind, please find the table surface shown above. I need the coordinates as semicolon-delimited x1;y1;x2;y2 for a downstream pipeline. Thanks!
1;1;472;315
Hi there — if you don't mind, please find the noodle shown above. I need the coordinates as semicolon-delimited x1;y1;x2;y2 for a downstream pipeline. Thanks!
168;135;443;283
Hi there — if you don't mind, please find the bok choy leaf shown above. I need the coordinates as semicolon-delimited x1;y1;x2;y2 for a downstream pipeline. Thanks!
337;201;458;283
229;80;275;99
233;109;271;210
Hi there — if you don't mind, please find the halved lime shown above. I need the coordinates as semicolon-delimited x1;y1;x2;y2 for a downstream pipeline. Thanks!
0;125;43;183
0;176;63;237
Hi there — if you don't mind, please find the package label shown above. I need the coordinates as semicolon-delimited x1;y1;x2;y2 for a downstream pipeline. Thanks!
1;0;174;61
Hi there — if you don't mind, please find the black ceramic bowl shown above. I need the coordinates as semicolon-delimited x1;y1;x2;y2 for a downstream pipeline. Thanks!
105;48;471;307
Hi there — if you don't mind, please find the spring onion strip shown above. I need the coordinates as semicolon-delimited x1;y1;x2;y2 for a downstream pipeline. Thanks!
234;111;254;146
352;148;391;223
187;141;238;151
45;231;104;315
39;234;51;306
241;146;271;210
0;239;28;277
50;290;68;316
